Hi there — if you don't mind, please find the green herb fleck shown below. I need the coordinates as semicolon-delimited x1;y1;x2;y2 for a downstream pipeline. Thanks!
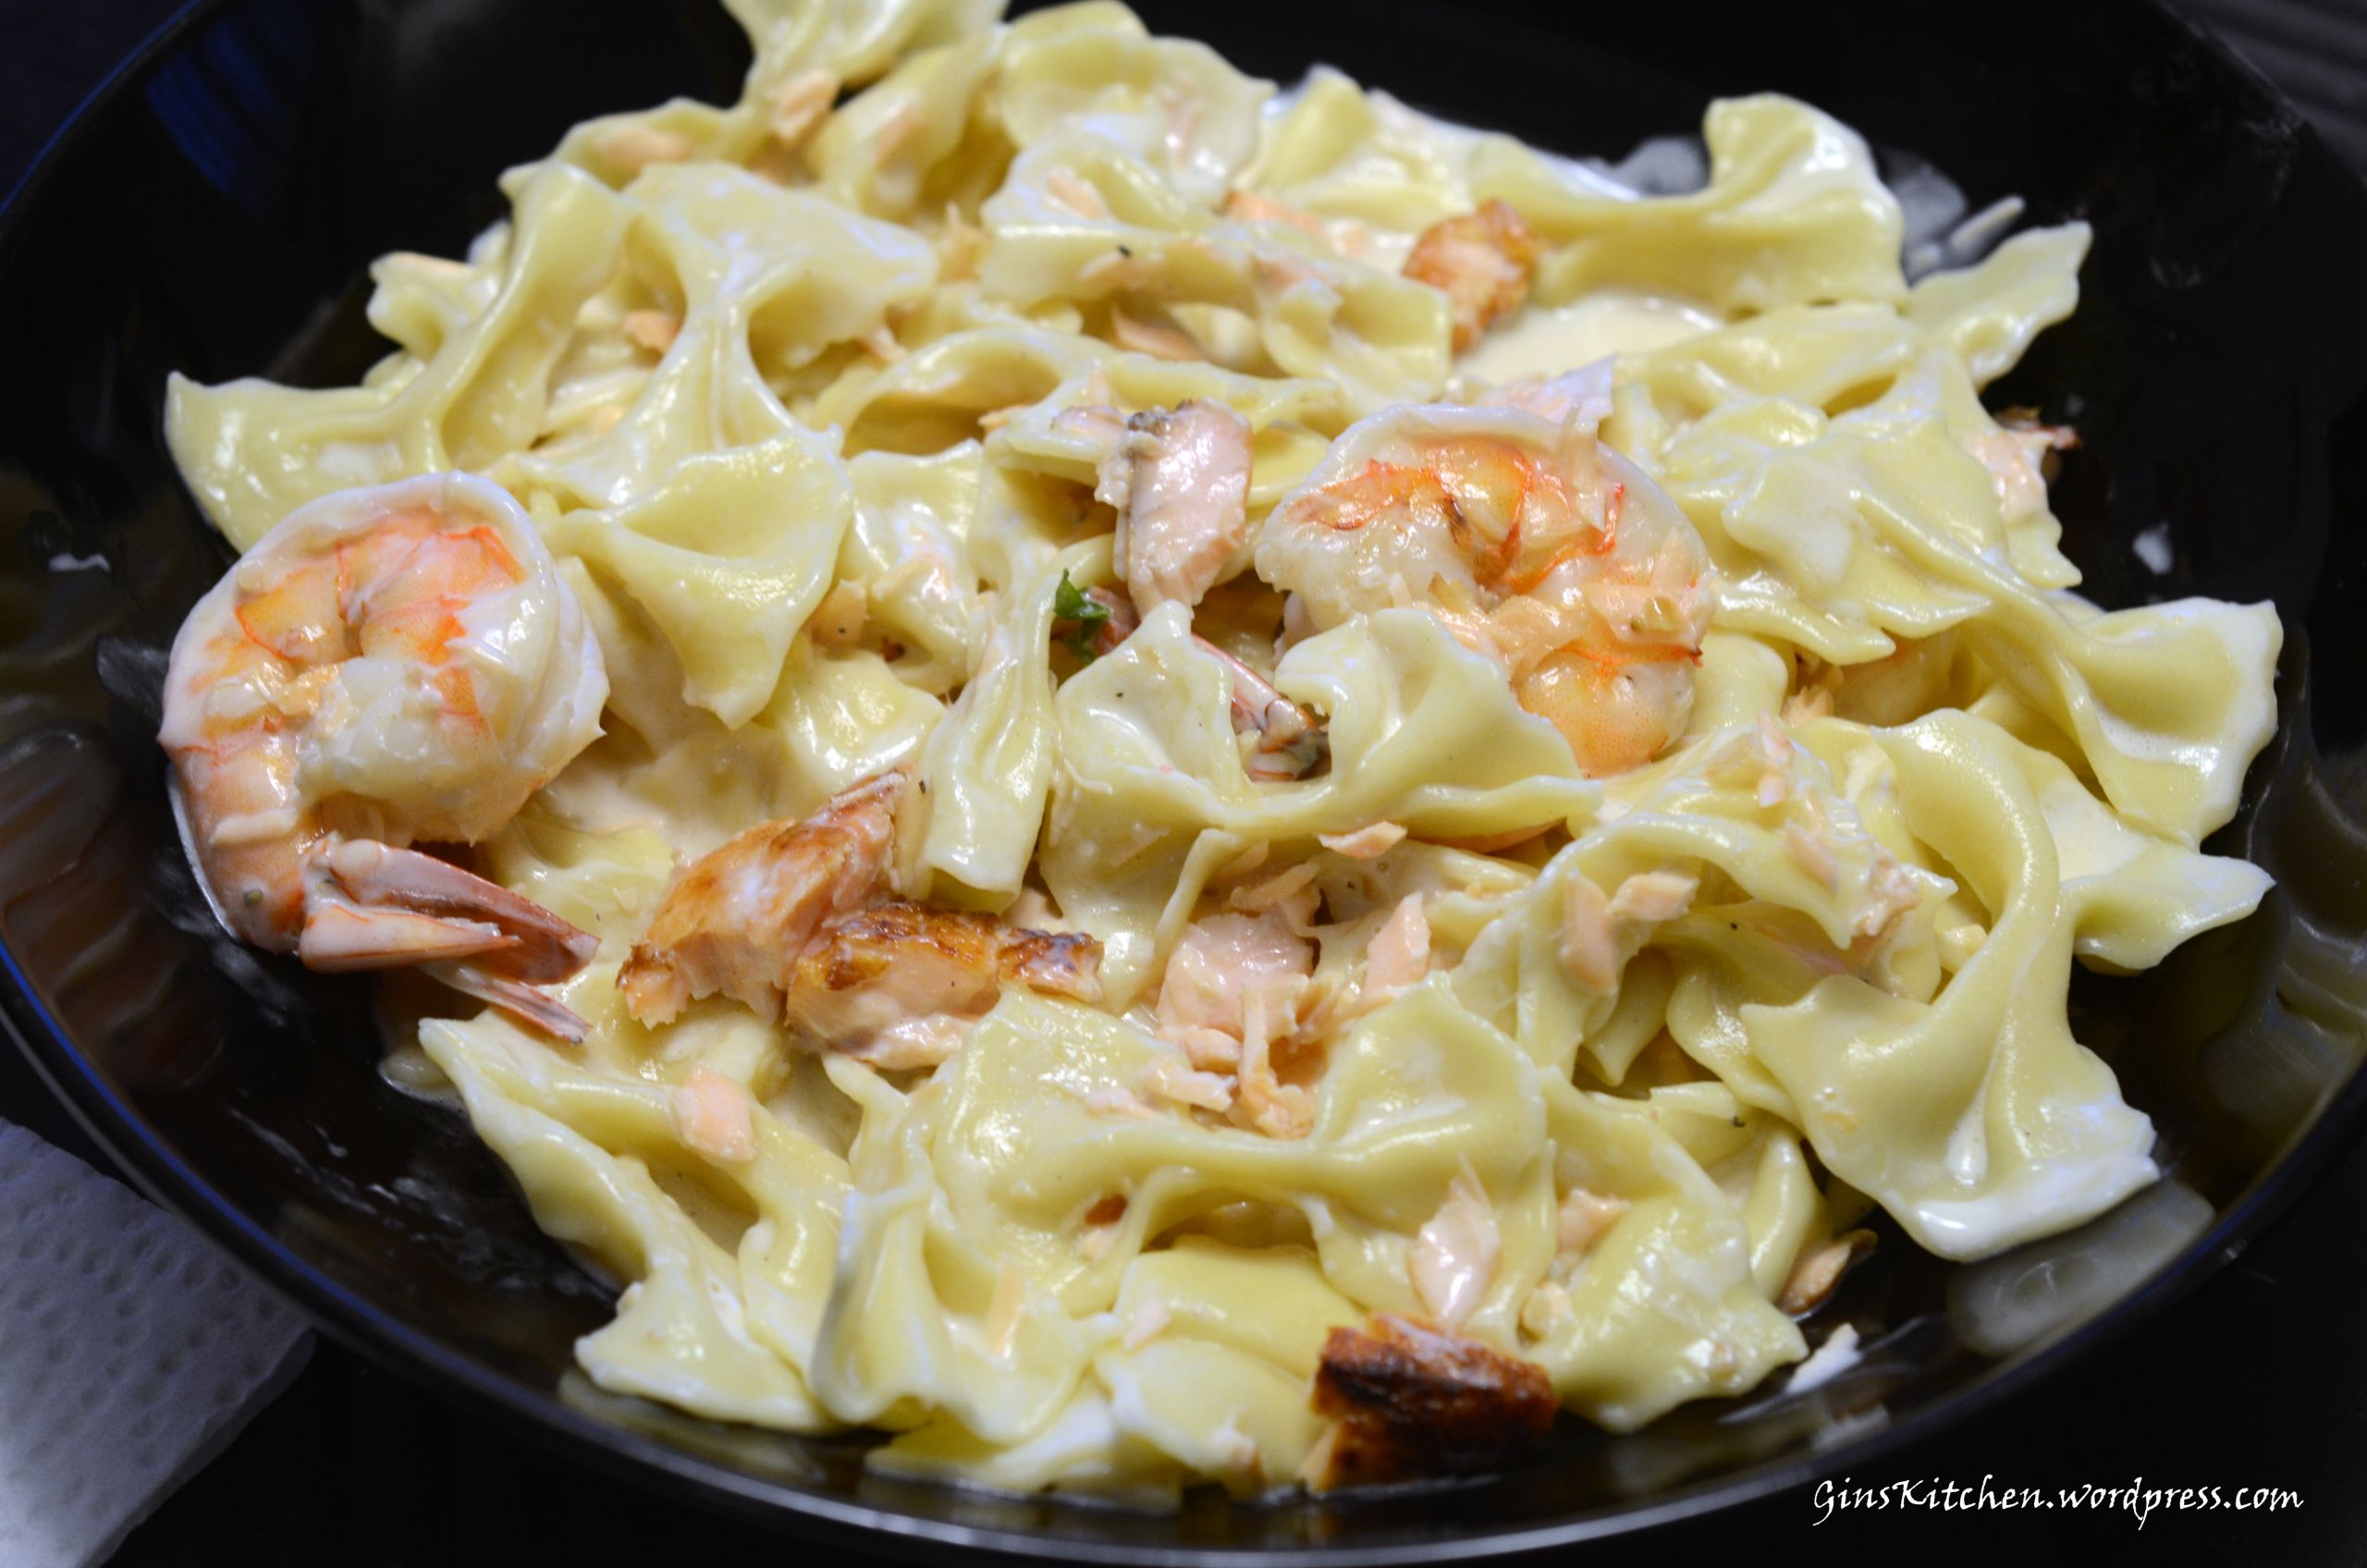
1052;570;1110;662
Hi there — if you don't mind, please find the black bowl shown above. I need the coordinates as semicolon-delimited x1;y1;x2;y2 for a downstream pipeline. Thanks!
5;0;2367;1560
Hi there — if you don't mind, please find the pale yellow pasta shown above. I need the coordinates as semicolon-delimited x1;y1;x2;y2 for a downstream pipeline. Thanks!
164;0;2281;1506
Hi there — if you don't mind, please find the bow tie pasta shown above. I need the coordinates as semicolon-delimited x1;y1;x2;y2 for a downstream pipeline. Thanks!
161;0;2280;1508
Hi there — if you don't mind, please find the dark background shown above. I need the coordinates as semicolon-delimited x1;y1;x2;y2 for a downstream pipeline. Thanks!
2;1;2363;1564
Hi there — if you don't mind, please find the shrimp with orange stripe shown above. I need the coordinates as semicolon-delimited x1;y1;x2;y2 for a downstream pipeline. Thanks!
159;472;609;1037
1254;402;1713;778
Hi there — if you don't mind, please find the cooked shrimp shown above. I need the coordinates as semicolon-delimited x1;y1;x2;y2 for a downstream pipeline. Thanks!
780;899;1102;1068
1256;404;1713;778
1095;400;1255;612
619;774;1105;1056
1307;1314;1557;1488
158;473;608;1038
1404;199;1540;353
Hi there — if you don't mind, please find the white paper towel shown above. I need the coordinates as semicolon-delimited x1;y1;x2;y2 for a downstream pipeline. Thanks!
0;1121;312;1567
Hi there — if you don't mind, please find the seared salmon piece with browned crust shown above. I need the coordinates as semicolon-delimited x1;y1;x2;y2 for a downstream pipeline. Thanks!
619;772;1100;1064
1307;1314;1556;1488
780;900;1102;1068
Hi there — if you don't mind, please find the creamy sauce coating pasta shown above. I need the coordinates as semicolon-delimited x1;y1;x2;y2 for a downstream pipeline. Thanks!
161;0;2280;1503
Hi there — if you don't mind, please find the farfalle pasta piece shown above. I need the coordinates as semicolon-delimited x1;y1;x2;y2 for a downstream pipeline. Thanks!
1453;713;1944;1082
543;431;855;729
980;129;1452;411
505;165;938;510
1483;95;1907;313
1907;223;2091;387
167;165;632;549
1241;67;1493;251
729;0;1005;90
1522;1081;1805;1428
806;30;1002;219
991;2;1271;203
2025;740;2273;972
899;546;1089;904
872;1228;1378;1500
545;98;773;192
1042;605;1596;998
1606;303;1924;471
764;641;948;797
1735;711;2237;1259
812;325;1113;454
420;1011;851;1425
842;446;993;693
1652;385;2281;841
840;983;1551;1343
806;1051;1100;1443
365;241;504;365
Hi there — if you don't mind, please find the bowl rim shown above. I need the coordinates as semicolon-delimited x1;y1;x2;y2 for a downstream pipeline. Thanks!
4;0;2365;1560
